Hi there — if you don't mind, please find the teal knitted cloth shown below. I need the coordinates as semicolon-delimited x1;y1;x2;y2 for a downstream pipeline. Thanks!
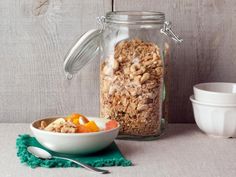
16;134;131;168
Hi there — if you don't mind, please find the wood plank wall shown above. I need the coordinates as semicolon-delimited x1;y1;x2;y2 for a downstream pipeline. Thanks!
0;0;236;123
0;0;111;122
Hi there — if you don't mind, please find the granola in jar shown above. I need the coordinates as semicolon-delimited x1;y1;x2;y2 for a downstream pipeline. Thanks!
100;38;164;136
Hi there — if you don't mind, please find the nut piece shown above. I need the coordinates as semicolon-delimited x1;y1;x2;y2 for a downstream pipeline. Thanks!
137;104;148;111
156;67;163;76
130;63;140;73
134;75;141;84
140;73;150;84
113;60;119;71
103;65;113;75
61;126;76;133
39;121;47;129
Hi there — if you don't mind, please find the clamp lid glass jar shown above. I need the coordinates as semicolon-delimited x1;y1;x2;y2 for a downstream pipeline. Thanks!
64;11;182;140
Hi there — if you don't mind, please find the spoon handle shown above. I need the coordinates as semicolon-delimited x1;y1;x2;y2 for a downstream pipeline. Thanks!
53;156;109;174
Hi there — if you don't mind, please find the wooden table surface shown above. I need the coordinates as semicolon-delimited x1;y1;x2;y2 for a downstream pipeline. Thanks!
1;123;236;177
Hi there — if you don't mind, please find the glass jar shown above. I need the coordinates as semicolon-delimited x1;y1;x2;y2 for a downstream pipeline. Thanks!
63;11;182;140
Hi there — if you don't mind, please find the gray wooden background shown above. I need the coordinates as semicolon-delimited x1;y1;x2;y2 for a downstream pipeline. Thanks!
0;0;236;123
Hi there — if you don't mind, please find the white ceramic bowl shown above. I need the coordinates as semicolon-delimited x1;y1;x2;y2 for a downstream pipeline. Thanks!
30;117;120;154
190;95;236;138
194;82;236;104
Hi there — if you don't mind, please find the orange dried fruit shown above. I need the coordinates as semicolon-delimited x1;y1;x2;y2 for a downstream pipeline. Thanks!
105;120;118;130
72;118;80;125
65;113;79;122
76;125;91;133
84;121;100;132
65;113;89;125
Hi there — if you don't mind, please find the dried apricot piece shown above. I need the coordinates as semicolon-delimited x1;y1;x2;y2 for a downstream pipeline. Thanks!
84;121;100;132
105;120;118;130
65;113;79;122
76;125;91;133
65;113;89;125
72;118;80;125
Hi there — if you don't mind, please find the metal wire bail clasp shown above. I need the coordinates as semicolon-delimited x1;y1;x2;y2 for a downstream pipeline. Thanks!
160;21;183;43
96;16;106;31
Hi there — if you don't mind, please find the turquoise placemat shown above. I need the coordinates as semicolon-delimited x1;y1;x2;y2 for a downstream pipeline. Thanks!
16;134;132;168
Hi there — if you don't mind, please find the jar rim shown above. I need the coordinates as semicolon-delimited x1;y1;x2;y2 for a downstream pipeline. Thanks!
105;11;165;24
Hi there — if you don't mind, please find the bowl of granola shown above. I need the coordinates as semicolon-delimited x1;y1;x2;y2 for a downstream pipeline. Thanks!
30;113;119;154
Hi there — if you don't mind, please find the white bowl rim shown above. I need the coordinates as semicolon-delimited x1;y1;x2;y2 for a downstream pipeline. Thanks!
194;82;236;95
31;116;120;136
190;95;236;107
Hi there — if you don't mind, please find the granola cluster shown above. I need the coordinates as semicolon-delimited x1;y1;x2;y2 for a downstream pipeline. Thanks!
100;39;164;136
39;118;77;133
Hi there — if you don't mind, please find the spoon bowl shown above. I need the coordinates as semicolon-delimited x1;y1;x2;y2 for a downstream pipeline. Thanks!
27;146;52;159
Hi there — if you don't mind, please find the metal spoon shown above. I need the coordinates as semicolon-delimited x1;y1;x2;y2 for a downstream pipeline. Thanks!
27;146;109;174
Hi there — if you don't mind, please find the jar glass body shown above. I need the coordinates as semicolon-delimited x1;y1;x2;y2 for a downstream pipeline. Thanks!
99;12;170;139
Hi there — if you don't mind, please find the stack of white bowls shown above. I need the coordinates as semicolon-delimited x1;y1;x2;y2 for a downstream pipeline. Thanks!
190;82;236;138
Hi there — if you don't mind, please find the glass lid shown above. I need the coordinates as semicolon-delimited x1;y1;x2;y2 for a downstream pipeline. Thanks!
63;29;101;80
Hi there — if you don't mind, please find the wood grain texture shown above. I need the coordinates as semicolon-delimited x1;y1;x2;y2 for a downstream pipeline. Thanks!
114;0;236;123
2;0;236;123
0;0;111;123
